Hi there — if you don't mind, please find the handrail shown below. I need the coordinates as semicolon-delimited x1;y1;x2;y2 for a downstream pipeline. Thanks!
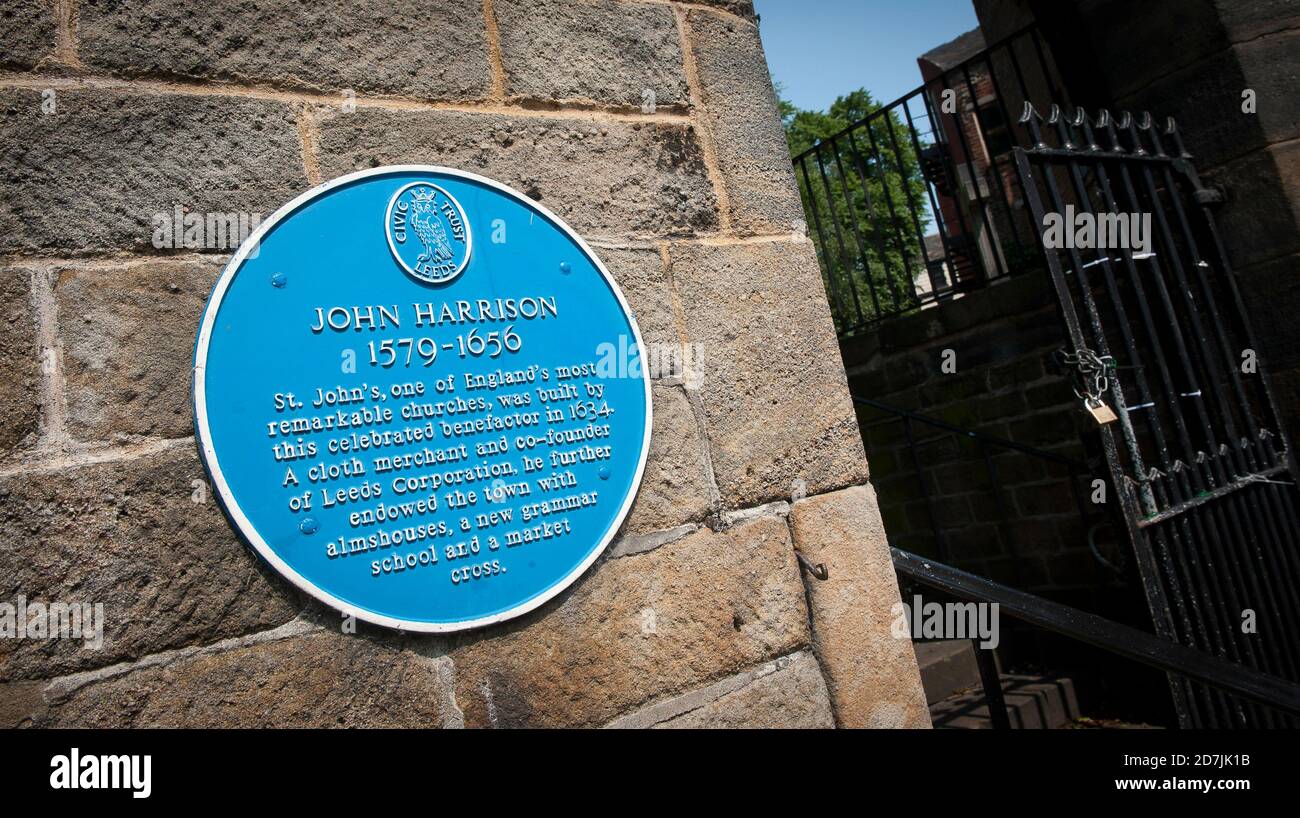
892;547;1300;717
853;393;1088;469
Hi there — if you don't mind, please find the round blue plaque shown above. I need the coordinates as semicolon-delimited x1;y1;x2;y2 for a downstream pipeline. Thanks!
194;166;652;632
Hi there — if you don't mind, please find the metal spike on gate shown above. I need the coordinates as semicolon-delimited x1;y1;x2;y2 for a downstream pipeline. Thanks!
1048;104;1076;150
1072;108;1101;151
1165;117;1193;158
1019;101;1048;149
1121;112;1147;156
1139;113;1168;158
1097;109;1126;153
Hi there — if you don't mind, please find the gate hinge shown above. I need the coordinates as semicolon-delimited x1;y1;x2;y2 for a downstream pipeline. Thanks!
1193;185;1226;206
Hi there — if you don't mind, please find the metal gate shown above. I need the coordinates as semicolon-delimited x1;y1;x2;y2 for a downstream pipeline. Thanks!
1014;104;1300;727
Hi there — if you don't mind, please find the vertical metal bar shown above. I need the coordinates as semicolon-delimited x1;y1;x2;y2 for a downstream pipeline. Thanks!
798;155;848;327
1089;113;1191;468
1149;479;1221;727
899;98;959;298
842;127;904;309
1054;112;1170;493
1125;117;1228;453
813;142;865;328
973;640;1012;729
960;62;1022;264
880;102;938;287
1031;110;1150;500
862;114;926;304
981;50;1034;238
827;136;882;319
1101;117;1217;464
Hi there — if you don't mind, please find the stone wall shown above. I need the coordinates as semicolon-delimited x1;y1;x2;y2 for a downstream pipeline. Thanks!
842;274;1123;609
0;0;927;728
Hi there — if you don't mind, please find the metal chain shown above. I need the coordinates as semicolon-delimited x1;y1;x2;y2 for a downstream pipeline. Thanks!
1055;347;1115;402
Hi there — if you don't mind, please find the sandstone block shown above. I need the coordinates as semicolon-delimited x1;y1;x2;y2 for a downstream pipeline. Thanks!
607;650;834;728
0;88;307;254
788;484;931;728
316;106;718;238
0;266;40;457
623;384;713;534
671;240;868;508
445;513;810;727
685;9;804;234
0;445;301;681
0;0;54;69
39;629;459;728
55;258;222;441
494;0;689;109
78;0;492;100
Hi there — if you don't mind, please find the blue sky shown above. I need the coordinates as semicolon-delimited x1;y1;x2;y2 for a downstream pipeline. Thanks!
754;0;979;113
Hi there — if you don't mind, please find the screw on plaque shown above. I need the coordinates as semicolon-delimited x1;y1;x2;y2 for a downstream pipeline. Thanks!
795;551;829;581
299;516;319;535
597;466;610;480
271;272;288;288
559;261;572;274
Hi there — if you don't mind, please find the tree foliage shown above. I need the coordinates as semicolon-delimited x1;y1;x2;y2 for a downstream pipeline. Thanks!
781;87;932;333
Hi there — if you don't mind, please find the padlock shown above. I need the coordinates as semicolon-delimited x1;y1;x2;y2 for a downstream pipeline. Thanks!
1084;396;1118;424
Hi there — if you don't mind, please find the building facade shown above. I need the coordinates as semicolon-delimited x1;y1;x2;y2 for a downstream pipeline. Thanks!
0;0;929;728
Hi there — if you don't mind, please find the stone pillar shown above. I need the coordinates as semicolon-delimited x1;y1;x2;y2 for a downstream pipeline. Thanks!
0;0;926;728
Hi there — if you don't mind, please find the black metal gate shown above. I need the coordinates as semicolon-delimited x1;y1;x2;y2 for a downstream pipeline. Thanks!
1014;104;1300;727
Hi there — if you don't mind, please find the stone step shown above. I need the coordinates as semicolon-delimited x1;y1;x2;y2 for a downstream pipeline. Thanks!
913;639;986;705
930;674;1081;729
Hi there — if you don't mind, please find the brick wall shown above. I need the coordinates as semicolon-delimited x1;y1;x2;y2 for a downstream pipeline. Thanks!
0;0;927;728
842;274;1123;606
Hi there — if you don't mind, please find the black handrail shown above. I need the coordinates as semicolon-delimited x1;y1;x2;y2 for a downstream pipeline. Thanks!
893;547;1300;718
854;394;1086;468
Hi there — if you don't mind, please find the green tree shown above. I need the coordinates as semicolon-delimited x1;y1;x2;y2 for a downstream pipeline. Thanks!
781;87;932;333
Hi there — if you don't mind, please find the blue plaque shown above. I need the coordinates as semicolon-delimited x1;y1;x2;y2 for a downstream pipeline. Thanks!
194;166;652;632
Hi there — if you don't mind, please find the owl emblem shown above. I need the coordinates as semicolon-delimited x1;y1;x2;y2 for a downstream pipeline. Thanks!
386;181;472;284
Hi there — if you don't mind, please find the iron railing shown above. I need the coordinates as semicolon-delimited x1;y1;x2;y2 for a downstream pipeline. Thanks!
793;24;1065;337
894;548;1300;727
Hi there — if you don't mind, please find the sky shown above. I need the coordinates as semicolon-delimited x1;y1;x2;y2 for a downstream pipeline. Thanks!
754;0;980;114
